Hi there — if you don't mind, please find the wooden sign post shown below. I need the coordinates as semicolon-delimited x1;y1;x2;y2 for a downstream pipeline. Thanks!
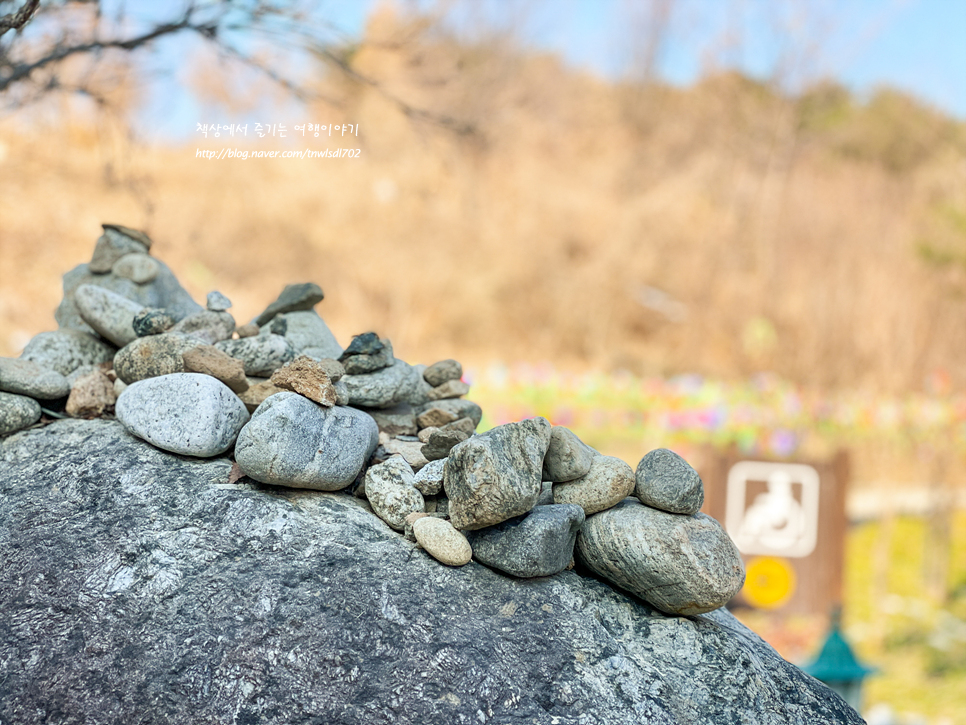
700;449;850;616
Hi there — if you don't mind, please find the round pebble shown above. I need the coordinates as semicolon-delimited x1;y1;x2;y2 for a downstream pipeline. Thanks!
413;517;473;566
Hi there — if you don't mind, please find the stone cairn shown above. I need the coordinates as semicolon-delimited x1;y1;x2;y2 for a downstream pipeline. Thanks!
0;224;745;616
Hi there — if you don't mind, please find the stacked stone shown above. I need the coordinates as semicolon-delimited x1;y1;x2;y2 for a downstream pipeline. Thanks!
0;224;744;620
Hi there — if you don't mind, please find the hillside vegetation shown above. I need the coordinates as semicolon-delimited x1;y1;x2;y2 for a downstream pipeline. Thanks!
2;9;965;395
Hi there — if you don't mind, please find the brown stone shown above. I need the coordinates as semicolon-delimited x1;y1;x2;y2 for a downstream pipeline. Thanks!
416;406;458;429
235;322;260;338
66;370;117;418
182;346;249;393
418;426;438;443
441;417;477;436
238;379;285;413
270;355;337;406
427;379;470;401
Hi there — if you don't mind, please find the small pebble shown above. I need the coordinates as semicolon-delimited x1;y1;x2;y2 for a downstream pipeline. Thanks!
413;517;473;567
206;291;233;311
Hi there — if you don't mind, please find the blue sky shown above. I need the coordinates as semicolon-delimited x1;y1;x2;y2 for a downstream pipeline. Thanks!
128;0;965;139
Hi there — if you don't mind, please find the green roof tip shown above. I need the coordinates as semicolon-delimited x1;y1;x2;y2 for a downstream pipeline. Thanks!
803;613;875;683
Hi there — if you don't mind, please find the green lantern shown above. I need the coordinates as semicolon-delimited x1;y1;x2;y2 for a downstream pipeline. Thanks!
802;610;875;712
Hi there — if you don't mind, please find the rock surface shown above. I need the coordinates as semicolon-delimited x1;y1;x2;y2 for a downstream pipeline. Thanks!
413;516;473;566
0;357;70;399
215;334;296;377
181;345;249;394
365;403;417;436
111;253;159;284
21;330;115;377
364;456;424;530
55;260;202;335
444;417;551;530
341;358;422;409
553;455;636;515
0;420;863;725
235;392;378;490
132;308;175;337
577;499;746;616
269;356;337;406
423;358;462;387
260;310;342;361
0;392;41;435
115;373;250;457
635;448;705;515
113;333;199;384
543;426;597;483
74;284;144;347
66;369;117;418
169;310;235;345
415;397;482;428
253;283;325;326
466;504;585;578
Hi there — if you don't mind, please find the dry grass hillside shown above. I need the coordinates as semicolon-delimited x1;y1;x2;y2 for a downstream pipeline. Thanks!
2;9;966;395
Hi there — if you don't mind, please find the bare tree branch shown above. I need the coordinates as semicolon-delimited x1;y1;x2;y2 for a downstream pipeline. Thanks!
0;15;210;93
0;0;40;38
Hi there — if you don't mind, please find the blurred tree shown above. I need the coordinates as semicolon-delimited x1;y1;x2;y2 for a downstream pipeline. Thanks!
0;0;471;133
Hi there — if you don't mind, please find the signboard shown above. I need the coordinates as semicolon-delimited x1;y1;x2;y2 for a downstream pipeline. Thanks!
700;449;849;616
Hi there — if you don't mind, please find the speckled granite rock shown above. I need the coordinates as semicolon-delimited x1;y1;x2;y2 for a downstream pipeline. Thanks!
74;284;143;347
115;373;249;457
466;504;585;578
553;455;635;515
234;392;377;490
577;498;745;616
113;333;199;384
0;392;41;435
0;419;864;725
215;334;296;377
21;330;115;377
259;309;342;361
543;426;597;483
364;455;424;530
0;357;69;400
444;417;551;531
340;358;422;409
635;448;705;515
55;260;202;335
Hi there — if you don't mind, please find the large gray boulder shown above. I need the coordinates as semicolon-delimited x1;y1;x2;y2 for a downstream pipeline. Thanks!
0;420;864;725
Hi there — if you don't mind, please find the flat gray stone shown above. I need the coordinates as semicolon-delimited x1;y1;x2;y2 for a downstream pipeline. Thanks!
261;309;342;360
55;260;203;336
0;358;70;400
74;284;143;347
115;373;249;457
444;417;551;531
235;392;378;491
111;253;159;284
635;448;705;515
421;428;468;461
21;330;115;377
114;333;200;384
132;308;176;336
466;504;585;578
253;283;325;327
170;310;235;345
364;456;424;530
413;457;446;495
577;498;745;616
0;418;865;725
0;392;42;435
426;379;470;400
543;426;597;482
340;358;422;409
415;397;482;428
215;335;296;377
89;228;149;273
553;455;635;515
363;403;417;436
206;291;232;311
423;359;462;387
342;339;393;375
